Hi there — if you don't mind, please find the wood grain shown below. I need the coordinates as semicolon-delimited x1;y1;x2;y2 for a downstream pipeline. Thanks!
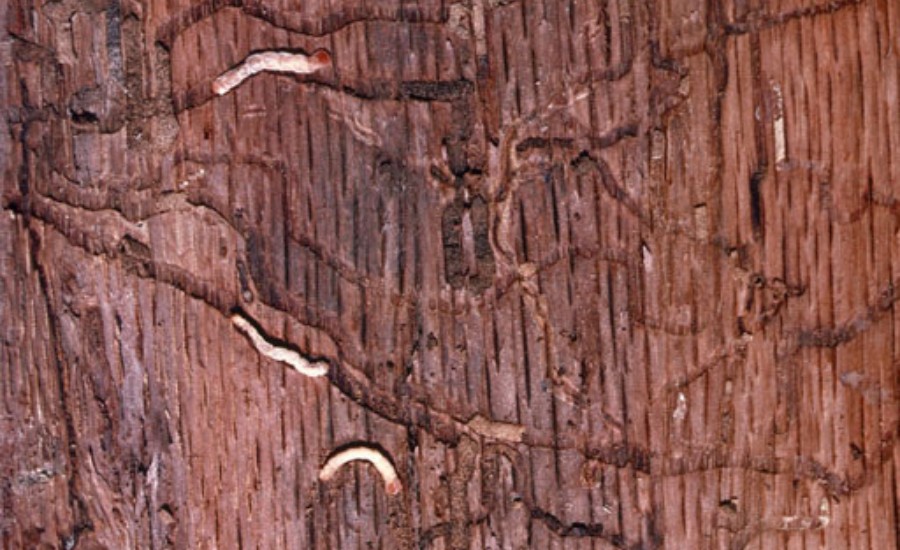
2;0;898;548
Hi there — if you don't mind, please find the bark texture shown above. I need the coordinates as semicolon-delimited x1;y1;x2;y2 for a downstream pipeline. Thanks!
2;0;899;548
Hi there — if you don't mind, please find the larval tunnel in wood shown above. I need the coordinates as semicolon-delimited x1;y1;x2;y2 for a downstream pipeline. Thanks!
2;0;898;548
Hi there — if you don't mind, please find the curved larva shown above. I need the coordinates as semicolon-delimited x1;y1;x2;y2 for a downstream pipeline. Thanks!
213;50;332;96
319;446;402;496
231;314;329;378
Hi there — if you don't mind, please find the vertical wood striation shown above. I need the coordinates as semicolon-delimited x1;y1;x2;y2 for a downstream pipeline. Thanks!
1;0;897;548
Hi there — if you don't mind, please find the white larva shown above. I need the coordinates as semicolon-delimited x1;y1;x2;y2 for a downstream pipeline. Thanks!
212;50;332;96
231;314;329;378
319;446;402;496
771;82;787;164
774;116;786;164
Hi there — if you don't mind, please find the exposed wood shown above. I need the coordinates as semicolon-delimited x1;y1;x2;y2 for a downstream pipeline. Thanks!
2;0;898;548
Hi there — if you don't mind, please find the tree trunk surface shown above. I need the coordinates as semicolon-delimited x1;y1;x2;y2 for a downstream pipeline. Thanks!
2;0;898;548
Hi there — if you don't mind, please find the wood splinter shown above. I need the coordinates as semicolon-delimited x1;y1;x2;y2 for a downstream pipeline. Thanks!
212;50;332;96
319;446;402;496
230;313;329;378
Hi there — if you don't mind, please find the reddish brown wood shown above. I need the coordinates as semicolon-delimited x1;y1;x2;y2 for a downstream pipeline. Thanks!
2;0;898;548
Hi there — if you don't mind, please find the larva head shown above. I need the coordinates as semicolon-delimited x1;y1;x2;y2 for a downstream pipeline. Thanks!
311;49;332;68
212;79;229;96
385;478;402;496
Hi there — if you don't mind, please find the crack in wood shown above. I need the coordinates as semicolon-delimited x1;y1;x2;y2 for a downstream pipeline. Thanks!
156;2;449;48
724;0;865;36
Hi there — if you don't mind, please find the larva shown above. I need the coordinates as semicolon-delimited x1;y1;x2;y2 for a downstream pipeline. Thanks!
319;446;402;496
230;313;329;378
212;50;332;96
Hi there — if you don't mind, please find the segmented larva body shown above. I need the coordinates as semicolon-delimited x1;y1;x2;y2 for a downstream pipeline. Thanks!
319;446;402;496
230;314;329;378
212;50;332;96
